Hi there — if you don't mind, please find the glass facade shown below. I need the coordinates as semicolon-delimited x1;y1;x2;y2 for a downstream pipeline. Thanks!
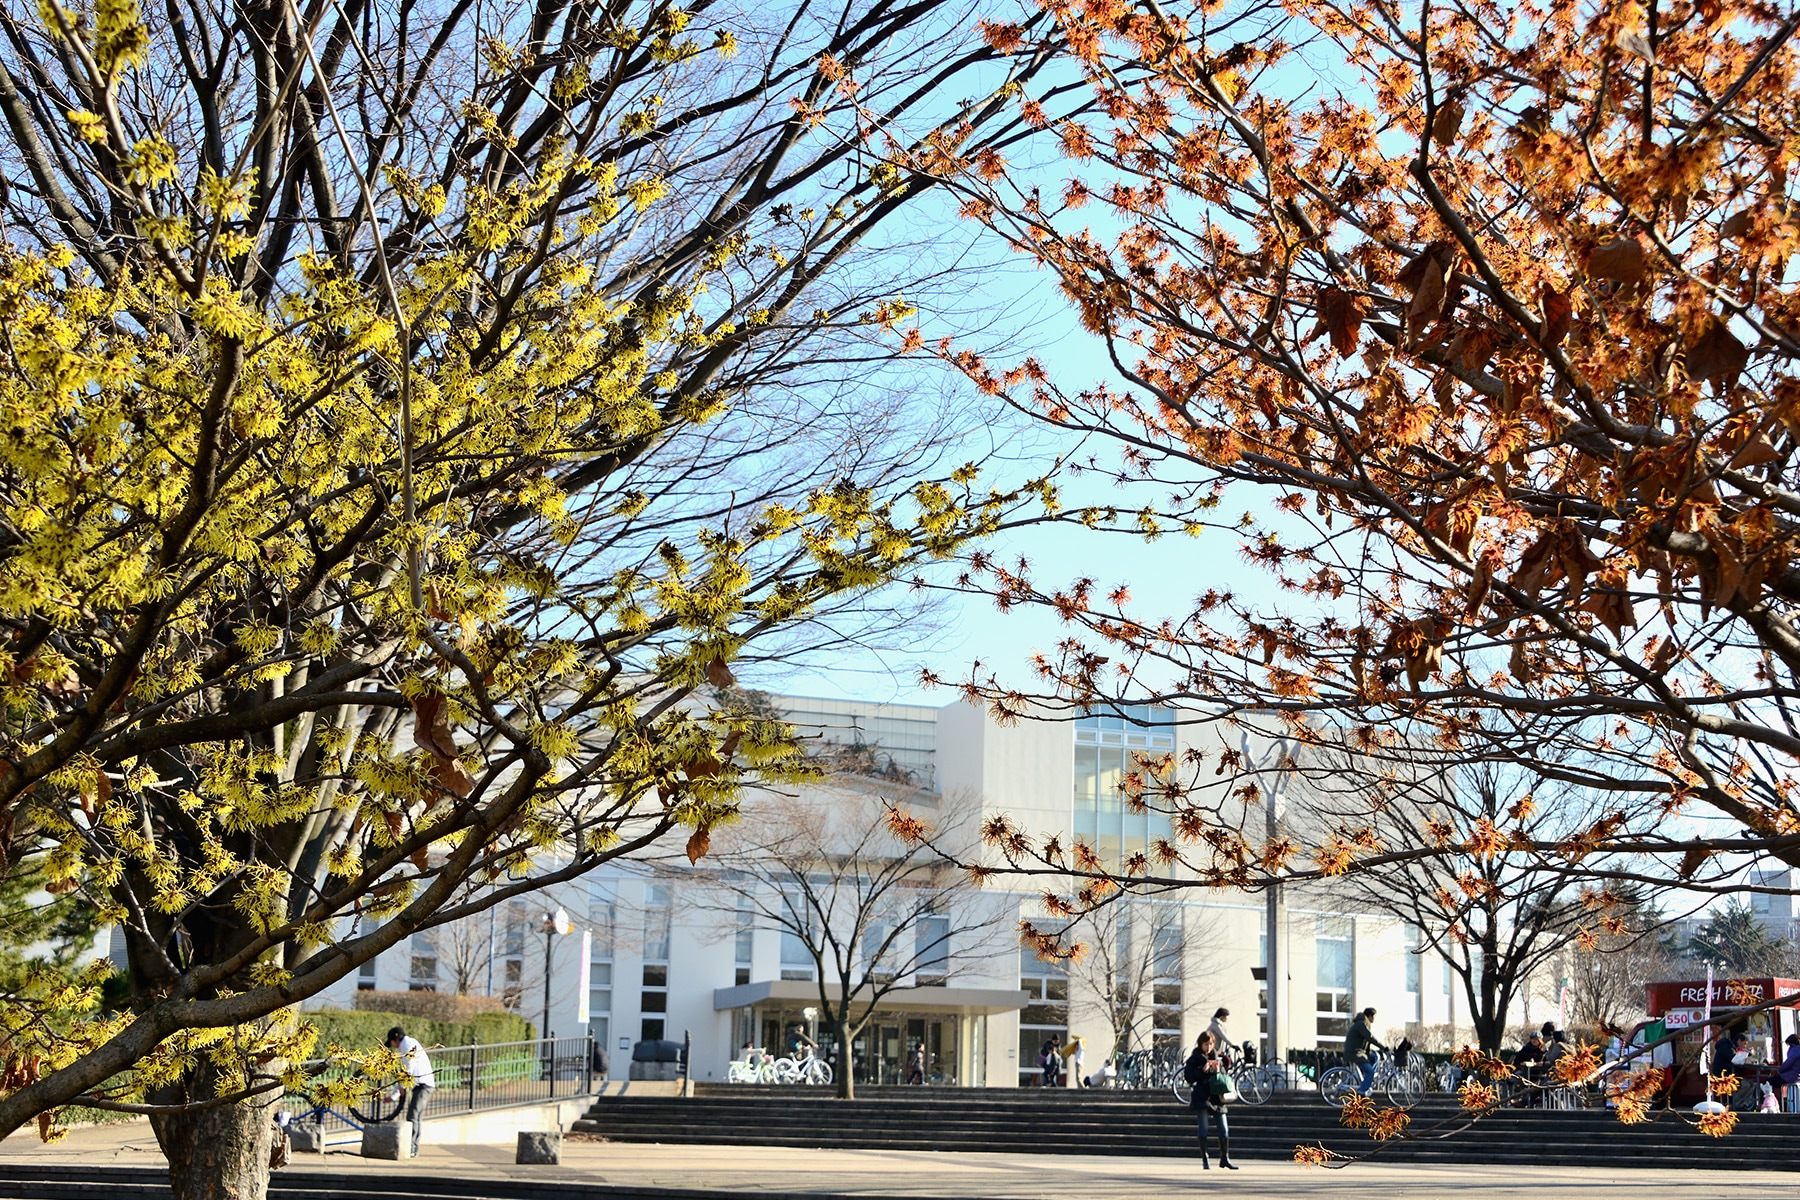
1074;707;1176;865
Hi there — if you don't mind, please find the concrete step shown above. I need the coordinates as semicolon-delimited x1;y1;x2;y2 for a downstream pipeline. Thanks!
573;1092;1800;1169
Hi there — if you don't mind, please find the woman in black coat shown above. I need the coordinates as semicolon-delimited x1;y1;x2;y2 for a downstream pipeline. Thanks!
1184;1030;1236;1169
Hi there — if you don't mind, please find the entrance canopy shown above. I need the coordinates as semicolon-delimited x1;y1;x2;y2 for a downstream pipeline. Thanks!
712;979;1028;1014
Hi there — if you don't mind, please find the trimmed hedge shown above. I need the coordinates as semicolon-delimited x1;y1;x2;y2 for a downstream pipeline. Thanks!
352;989;510;1022
305;1006;533;1053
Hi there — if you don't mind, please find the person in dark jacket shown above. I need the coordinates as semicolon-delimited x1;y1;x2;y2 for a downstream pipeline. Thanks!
1184;1030;1236;1170
1514;1032;1546;1106
1343;1008;1385;1095
1038;1038;1059;1088
1710;1032;1749;1080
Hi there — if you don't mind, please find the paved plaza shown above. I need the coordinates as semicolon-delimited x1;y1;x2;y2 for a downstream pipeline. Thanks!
5;1120;1798;1197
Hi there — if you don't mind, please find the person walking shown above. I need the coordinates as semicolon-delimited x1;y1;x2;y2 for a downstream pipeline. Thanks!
908;1042;926;1085
1183;1031;1236;1170
386;1026;435;1156
1343;1007;1385;1096
1038;1038;1060;1088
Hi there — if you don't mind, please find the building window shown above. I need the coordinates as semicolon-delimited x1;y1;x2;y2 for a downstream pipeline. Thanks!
915;912;950;985
1074;707;1175;866
590;880;615;1050
641;883;671;1041
357;959;378;991
1018;935;1068;1086
590;880;616;960
779;879;816;981
641;963;667;1041
1404;922;1422;1021
642;882;671;962
409;956;438;992
735;892;754;986
1149;910;1184;1054
1257;910;1268;1042
1315;916;1354;1050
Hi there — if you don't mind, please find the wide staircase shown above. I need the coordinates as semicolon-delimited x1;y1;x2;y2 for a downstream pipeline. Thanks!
572;1084;1796;1169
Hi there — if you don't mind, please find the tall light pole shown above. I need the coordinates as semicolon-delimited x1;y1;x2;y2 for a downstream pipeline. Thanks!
541;908;572;1041
1243;731;1296;1065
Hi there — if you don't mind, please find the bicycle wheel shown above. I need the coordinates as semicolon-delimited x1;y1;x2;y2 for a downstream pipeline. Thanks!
350;1082;405;1124
1237;1067;1272;1106
756;1060;778;1084
809;1061;833;1086
1318;1065;1357;1108
1171;1077;1192;1105
1386;1069;1423;1108
773;1058;800;1084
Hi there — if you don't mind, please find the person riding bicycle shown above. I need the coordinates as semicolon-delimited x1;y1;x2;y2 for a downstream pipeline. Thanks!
1343;1007;1385;1096
784;1022;816;1060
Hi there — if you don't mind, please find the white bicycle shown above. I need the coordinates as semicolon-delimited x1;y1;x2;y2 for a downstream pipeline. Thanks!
772;1048;832;1085
727;1048;780;1084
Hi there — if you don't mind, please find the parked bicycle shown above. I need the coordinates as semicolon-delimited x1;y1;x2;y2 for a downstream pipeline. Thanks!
1171;1040;1286;1106
1318;1048;1423;1108
726;1045;832;1085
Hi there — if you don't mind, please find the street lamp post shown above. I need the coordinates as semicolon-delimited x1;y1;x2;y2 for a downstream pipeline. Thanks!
541;908;572;1045
1243;731;1296;1065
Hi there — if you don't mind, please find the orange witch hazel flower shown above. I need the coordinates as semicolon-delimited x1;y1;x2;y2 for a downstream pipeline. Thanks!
928;0;1800;1152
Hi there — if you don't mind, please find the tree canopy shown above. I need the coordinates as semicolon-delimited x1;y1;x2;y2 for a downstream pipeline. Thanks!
903;0;1800;1143
0;0;1068;1193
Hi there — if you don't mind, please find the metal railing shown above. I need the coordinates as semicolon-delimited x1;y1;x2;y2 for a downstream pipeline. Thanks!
282;1034;594;1146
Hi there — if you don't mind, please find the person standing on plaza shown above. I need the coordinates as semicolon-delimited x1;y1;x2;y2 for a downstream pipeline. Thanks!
386;1026;435;1156
1343;1007;1384;1096
1183;1031;1236;1170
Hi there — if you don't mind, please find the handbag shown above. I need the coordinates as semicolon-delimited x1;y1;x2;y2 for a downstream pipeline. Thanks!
1209;1071;1237;1100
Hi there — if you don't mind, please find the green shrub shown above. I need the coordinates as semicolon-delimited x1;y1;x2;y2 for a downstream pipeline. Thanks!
352;990;509;1022
304;1006;533;1055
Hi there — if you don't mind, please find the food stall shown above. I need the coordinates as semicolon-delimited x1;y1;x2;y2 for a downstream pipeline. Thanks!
1634;977;1800;1103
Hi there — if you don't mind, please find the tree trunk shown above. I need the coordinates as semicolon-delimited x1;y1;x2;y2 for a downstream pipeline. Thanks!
150;1069;280;1200
833;1015;854;1099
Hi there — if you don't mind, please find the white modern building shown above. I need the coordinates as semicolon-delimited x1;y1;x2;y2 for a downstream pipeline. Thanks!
311;695;1477;1084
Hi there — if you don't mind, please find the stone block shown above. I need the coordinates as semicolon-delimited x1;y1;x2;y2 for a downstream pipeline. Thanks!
288;1121;325;1154
516;1130;562;1165
627;1060;681;1081
361;1122;414;1160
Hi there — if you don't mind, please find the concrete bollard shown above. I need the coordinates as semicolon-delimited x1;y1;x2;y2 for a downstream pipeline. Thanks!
361;1122;414;1160
516;1130;562;1165
288;1121;326;1154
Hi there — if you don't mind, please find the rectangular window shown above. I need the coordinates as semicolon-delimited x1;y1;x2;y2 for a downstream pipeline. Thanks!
779;880;815;981
1017;928;1069;1086
357;959;378;991
589;961;612;1026
640;955;668;1041
734;893;754;968
915;913;950;983
642;882;671;962
1315;916;1354;1049
1404;923;1422;995
590;880;616;960
409;956;438;992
